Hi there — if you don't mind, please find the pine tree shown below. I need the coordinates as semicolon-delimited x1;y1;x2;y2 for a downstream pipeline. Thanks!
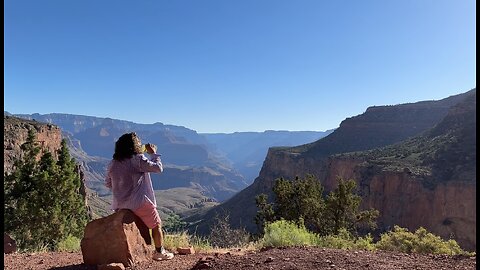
324;178;379;235
254;193;275;235
255;175;378;237
55;139;88;238
4;129;89;251
4;129;43;248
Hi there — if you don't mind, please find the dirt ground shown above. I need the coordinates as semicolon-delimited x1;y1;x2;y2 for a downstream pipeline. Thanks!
4;247;476;270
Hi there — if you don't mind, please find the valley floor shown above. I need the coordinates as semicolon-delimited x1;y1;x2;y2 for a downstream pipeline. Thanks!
4;247;476;270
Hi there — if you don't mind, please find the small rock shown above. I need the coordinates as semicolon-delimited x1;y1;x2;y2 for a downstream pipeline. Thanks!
38;259;44;264
177;246;195;255
4;233;17;254
325;259;332;264
354;251;358;254
265;257;274;263
194;262;212;269
330;264;336;268
201;256;215;261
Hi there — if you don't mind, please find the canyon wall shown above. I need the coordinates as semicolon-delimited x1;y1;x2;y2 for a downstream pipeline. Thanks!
325;157;476;250
4;116;63;174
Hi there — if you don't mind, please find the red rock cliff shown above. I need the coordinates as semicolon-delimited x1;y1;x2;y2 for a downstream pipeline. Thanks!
4;116;63;174
324;157;476;251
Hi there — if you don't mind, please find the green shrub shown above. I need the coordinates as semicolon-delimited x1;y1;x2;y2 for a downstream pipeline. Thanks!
317;228;376;251
376;225;465;255
354;233;376;251
260;219;320;248
56;235;81;252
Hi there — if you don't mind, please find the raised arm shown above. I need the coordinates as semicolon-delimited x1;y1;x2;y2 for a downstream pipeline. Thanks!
135;154;163;173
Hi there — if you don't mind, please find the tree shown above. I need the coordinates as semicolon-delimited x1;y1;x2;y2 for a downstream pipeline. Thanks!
255;174;326;235
163;213;187;233
271;175;326;233
255;174;378;237
54;139;88;238
4;129;89;251
324;178;378;235
254;193;275;235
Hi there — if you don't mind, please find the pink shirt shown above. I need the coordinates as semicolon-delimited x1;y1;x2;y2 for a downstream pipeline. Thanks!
105;153;162;211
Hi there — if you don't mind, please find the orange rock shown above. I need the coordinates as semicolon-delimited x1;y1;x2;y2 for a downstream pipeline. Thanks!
177;246;195;255
81;209;152;268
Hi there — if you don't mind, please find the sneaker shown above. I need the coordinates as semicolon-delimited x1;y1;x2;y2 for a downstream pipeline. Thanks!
152;247;174;261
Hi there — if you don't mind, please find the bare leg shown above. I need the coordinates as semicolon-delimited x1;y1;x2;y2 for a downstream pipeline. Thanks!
151;225;163;249
151;224;174;260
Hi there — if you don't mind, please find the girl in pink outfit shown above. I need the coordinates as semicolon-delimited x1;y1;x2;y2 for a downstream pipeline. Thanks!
105;132;174;261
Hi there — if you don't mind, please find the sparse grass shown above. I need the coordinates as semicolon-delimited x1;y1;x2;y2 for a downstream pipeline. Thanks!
163;231;190;250
56;235;81;252
162;231;212;253
189;234;213;252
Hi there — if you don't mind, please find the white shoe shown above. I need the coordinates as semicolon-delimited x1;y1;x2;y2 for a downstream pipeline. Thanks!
152;247;174;261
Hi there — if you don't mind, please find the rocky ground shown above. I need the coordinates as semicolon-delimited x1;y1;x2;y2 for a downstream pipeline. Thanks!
4;247;476;270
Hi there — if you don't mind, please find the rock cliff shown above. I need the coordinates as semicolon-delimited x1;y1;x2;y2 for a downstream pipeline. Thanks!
190;89;476;251
325;157;476;250
4;116;91;217
4;116;62;174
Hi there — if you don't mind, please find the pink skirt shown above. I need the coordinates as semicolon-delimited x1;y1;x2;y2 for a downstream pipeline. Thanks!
133;201;162;229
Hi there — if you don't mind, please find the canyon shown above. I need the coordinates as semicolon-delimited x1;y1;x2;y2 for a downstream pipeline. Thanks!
191;89;476;251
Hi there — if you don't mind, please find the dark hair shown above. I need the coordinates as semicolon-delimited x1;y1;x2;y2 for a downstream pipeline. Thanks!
113;132;143;161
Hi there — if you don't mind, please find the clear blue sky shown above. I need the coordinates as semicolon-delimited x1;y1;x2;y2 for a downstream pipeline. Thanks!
4;0;476;133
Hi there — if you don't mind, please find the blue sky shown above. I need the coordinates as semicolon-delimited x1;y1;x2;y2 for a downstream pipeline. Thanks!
4;0;476;133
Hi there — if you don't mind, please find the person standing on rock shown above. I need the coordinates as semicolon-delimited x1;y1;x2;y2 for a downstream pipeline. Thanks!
105;132;174;261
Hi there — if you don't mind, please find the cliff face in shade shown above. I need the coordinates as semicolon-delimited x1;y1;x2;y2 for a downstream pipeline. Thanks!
4;116;63;174
189;88;476;251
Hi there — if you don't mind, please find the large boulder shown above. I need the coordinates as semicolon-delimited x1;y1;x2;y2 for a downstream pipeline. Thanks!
81;209;152;267
4;233;17;254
